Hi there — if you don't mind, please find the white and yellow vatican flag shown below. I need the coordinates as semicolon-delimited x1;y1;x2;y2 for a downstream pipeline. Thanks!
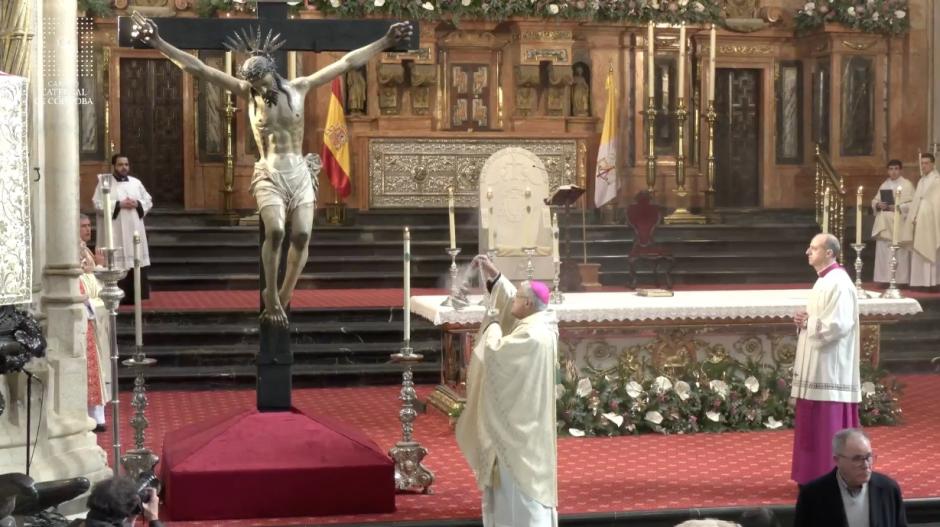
594;67;618;207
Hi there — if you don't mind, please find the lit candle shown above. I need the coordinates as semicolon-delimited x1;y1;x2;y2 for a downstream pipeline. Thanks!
101;174;114;250
133;231;143;348
552;212;560;264
708;24;716;102
856;186;863;245
892;187;902;245
224;51;232;76
448;186;456;250
822;187;830;234
647;22;655;95
403;227;411;343
677;22;686;101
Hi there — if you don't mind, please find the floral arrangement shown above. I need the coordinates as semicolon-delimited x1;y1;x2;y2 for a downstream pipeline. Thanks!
794;1;909;35
555;354;902;437
78;0;113;17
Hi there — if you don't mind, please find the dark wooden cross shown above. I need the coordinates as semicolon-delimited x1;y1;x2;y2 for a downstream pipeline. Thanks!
117;2;417;412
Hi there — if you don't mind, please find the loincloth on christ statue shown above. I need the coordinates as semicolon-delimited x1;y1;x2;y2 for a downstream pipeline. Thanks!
250;153;322;213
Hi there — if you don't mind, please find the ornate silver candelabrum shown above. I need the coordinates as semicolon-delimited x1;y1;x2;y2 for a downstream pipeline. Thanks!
121;351;158;480
851;243;871;299
388;344;434;494
93;247;127;477
523;246;537;281
441;247;468;309
880;244;904;299
550;260;564;304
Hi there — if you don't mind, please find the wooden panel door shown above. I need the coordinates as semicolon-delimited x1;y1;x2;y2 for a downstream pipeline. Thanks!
120;58;184;207
714;68;761;208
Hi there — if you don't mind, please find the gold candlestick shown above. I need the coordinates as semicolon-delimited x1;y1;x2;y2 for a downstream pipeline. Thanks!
645;96;657;193
703;100;717;218
222;51;236;220
664;99;706;224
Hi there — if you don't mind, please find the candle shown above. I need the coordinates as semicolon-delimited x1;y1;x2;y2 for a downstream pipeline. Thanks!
287;51;297;80
552;212;561;264
403;227;411;343
448;186;456;250
892;187;902;245
677;22;686;101
224;51;232;76
822;187;830;234
708;24;716;102
133;231;143;348
647;22;655;95
856;186;863;245
101;174;114;250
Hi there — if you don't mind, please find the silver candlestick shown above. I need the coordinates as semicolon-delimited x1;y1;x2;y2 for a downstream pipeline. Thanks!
388;344;434;494
94;247;127;477
441;247;468;310
851;243;871;299
121;353;158;480
880;244;904;299
550;260;564;304
523;246;537;281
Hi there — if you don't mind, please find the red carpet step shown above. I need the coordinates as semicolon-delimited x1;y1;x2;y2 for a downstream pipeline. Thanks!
161;408;394;521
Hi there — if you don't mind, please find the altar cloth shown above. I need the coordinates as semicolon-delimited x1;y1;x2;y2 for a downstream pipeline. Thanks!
411;289;922;326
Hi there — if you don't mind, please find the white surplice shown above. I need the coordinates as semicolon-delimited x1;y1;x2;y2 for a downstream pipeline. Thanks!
871;176;913;283
92;174;152;270
905;170;940;286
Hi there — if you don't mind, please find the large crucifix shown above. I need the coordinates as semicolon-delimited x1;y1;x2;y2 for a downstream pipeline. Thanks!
118;2;417;411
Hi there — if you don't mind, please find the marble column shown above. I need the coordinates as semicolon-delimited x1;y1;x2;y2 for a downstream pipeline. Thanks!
0;0;110;493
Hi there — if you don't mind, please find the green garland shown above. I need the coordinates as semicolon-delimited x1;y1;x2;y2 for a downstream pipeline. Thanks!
78;0;113;18
794;0;909;36
555;354;902;437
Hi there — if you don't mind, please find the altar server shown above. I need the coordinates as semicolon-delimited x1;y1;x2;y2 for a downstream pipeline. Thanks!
871;159;913;284
905;152;940;288
791;233;861;486
457;254;559;527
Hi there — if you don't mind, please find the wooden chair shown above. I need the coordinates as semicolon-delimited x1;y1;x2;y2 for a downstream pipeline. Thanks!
626;191;675;289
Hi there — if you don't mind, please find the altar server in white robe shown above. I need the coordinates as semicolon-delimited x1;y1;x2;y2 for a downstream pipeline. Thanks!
905;152;940;288
791;234;861;486
457;254;559;527
871;159;913;284
93;153;153;301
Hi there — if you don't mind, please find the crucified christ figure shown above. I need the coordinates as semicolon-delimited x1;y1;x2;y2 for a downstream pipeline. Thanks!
130;13;412;327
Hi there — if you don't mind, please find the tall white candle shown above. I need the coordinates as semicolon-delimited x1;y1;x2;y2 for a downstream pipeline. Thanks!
448;186;457;250
403;227;411;343
822;188;830;234
892;187;901;245
856;186;863;245
552;212;560;264
102;174;114;250
224;51;232;76
677;22;686;100
133;231;143;347
708;24;716;102
287;51;297;80
647;22;655;95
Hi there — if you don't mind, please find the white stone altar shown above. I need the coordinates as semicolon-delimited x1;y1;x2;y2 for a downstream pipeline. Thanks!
412;289;923;413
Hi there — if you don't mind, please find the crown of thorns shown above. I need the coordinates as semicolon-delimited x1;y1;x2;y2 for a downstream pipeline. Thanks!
224;26;286;58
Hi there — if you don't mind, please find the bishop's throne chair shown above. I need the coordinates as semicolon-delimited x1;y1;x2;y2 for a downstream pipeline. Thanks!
626;191;675;289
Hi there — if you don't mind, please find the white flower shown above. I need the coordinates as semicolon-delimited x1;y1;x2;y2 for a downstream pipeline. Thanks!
653;376;673;394
861;381;877;397
547;3;560;14
603;412;624;427
675;380;691;401
693;1;705;12
803;2;815;14
374;0;385;5
568;428;585;437
846;6;856;16
555;383;566;400
421;1;435;10
576;378;593;398
462;0;471;4
744;376;760;393
706;411;721;422
625;381;644;399
764;416;783;429
895;9;906;19
709;379;729;399
872;11;880;21
650;1;659;9
678;0;688;6
644;410;663;425
330;0;340;7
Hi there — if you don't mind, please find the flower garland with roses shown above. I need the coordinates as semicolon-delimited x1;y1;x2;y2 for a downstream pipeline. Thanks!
794;0;909;35
554;354;902;437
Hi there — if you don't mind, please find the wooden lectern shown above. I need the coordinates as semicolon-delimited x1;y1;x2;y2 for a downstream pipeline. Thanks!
545;185;586;291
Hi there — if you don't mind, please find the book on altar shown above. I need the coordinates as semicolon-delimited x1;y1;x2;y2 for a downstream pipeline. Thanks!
880;189;895;205
636;288;674;297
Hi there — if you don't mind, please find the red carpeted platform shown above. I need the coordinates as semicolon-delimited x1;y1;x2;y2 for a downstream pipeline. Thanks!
161;408;394;521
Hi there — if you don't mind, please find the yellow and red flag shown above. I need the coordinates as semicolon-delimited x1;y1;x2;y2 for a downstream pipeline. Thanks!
322;77;351;200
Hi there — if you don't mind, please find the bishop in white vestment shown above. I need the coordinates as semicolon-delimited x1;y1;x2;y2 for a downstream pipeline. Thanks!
905;154;940;287
457;255;559;527
871;160;912;284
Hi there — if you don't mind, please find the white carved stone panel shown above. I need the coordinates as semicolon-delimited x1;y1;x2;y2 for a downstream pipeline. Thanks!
0;75;32;305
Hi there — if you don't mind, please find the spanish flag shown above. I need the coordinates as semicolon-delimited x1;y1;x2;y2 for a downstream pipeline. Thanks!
322;77;351;200
594;67;618;207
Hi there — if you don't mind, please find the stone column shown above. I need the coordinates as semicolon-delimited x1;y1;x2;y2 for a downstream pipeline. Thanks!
29;0;46;307
0;0;110;489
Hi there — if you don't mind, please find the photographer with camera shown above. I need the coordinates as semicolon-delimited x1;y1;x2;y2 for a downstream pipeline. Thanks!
69;476;161;527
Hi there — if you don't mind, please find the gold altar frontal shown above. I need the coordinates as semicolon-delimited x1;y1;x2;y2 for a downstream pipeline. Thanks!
410;290;923;415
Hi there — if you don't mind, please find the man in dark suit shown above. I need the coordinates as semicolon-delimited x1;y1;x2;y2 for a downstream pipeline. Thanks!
795;428;907;527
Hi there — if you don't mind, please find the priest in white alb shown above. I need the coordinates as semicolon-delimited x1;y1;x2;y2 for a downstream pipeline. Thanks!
93;153;153;302
905;152;940;288
871;159;913;284
457;254;559;527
